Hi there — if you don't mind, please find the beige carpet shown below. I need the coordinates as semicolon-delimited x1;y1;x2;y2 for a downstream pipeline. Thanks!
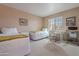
29;38;79;56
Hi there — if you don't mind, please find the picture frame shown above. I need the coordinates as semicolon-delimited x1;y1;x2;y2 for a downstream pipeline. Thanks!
19;18;28;26
66;16;76;26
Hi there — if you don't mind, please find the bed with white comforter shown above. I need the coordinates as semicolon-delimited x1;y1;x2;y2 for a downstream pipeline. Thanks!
0;27;31;56
30;30;49;40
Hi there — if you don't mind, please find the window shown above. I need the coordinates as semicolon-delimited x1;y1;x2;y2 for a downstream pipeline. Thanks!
48;16;64;31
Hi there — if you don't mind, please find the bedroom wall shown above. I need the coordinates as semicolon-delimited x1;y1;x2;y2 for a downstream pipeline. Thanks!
0;5;43;32
43;7;79;30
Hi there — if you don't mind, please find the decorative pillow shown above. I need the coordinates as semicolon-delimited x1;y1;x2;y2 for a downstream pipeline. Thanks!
1;27;19;35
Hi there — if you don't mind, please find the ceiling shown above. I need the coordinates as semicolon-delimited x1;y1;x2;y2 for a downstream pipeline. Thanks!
2;3;79;17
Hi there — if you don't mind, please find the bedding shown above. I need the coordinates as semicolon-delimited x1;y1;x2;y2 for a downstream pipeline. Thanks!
0;34;28;42
0;27;31;56
30;30;49;40
0;37;31;56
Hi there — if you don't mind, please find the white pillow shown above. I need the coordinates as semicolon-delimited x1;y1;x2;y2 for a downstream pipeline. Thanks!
1;27;19;35
42;28;48;31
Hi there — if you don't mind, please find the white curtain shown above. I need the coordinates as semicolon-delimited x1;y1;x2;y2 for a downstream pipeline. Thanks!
48;16;64;32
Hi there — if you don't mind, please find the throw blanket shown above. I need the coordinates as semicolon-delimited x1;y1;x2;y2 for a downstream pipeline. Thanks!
0;34;28;42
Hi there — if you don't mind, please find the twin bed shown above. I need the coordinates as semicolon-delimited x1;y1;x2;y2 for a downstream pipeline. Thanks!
30;28;49;40
0;27;31;56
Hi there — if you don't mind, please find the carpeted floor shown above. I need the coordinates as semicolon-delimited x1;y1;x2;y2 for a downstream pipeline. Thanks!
28;38;79;56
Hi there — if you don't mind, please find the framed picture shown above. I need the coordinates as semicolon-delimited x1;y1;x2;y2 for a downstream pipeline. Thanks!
19;18;28;26
66;16;76;26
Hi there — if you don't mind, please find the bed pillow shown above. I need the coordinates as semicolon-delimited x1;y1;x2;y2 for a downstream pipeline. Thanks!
1;27;19;35
42;28;48;31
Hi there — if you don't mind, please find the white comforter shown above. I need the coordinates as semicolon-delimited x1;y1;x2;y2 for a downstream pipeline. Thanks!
30;31;49;40
0;34;31;56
